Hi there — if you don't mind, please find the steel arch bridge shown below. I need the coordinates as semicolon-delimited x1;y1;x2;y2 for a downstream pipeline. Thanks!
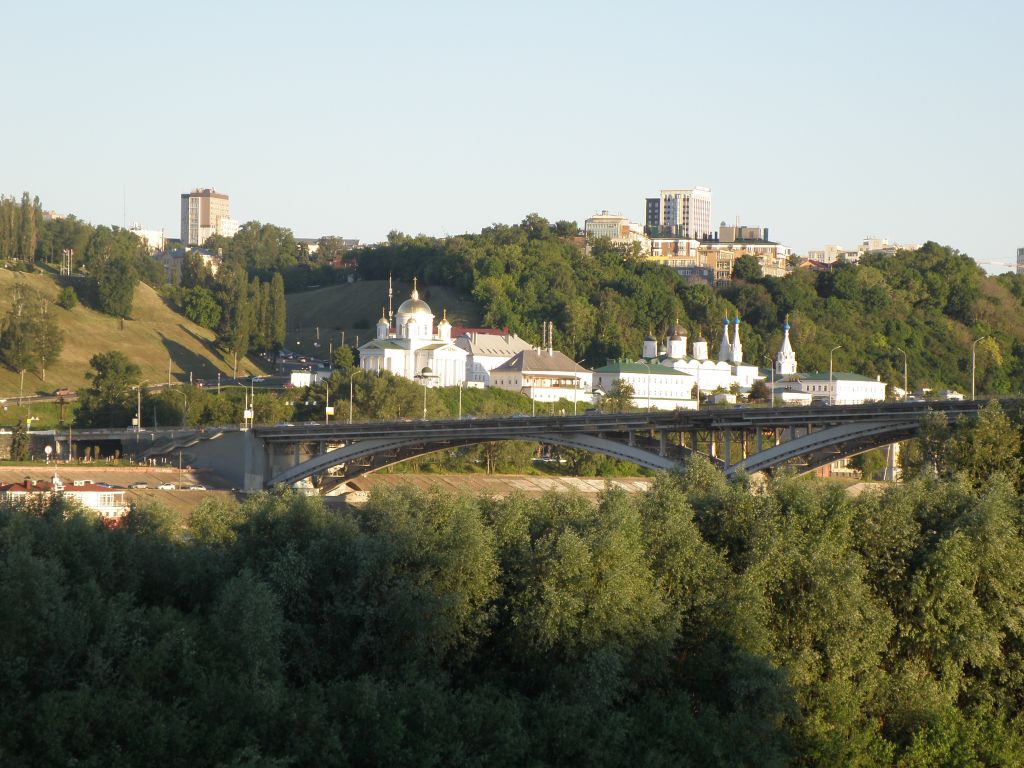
238;398;1003;490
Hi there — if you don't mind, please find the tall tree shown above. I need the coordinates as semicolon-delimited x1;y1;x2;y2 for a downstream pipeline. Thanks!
95;252;139;317
17;191;37;261
268;272;286;353
74;351;142;427
216;266;253;368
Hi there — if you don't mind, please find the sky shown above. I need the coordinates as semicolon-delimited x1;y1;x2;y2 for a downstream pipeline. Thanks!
3;0;1022;268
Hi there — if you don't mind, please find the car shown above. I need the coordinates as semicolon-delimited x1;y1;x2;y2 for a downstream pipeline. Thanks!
54;387;75;397
128;482;148;489
186;484;207;491
157;482;176;490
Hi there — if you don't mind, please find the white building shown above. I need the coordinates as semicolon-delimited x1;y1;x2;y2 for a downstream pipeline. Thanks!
645;188;713;239
807;236;920;265
0;475;129;519
643;318;762;393
584;211;650;254
290;369;329;388
128;224;165;252
455;330;535;387
490;346;593;404
770;319;887;404
592;359;697;410
358;280;467;387
781;372;887;405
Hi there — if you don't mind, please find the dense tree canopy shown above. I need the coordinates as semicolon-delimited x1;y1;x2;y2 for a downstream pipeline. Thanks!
3;444;1024;765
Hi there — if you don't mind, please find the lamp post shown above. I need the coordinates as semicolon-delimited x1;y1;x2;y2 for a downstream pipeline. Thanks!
829;345;842;406
972;336;989;400
895;347;907;401
171;387;188;427
415;366;437;420
324;380;332;425
762;355;774;408
134;380;149;432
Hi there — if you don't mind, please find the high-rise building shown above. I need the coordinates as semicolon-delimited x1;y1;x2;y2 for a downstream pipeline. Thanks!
180;188;237;246
1018;247;1024;275
644;187;712;239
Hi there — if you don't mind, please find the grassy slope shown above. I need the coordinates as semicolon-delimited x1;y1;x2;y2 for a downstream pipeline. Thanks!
0;270;265;397
284;279;482;352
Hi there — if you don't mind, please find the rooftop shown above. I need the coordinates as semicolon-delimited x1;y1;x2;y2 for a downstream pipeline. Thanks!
492;349;591;374
594;359;692;376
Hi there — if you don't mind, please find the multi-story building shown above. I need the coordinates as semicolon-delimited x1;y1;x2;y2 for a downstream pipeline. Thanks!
180;188;238;246
645;187;712;239
455;330;535;387
584;211;649;253
0;475;129;519
1017;247;1024;275
489;348;593;405
592;359;697;410
647;223;790;284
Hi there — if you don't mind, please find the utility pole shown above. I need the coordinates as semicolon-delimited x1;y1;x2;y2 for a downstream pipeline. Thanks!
972;336;989;399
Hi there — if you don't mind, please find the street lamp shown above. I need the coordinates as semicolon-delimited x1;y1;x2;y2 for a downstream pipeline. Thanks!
324;379;334;425
972;336;989;400
133;380;149;432
895;347;908;401
171;387;188;427
829;345;842;406
415;366;437;420
348;369;363;424
762;355;775;408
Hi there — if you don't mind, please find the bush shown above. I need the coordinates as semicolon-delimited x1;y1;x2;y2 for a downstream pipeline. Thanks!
56;286;78;310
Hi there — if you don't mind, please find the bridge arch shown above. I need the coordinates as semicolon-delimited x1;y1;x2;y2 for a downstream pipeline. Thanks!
268;431;685;488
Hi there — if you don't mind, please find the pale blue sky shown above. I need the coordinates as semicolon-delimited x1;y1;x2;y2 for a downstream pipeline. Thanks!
4;0;1021;267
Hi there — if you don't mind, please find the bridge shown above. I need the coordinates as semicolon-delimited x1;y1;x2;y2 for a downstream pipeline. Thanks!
46;399;1004;492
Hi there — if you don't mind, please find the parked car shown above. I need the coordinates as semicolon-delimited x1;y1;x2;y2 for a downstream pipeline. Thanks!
186;485;207;491
157;482;176;490
54;387;75;397
128;482;148;489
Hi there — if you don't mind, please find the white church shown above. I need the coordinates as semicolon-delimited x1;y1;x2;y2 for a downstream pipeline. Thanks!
357;280;467;386
642;317;762;392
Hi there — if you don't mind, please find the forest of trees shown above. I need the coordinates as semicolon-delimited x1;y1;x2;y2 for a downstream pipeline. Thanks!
3;404;1024;765
169;254;287;368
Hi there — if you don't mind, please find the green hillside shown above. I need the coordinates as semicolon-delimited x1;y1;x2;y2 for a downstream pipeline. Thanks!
284;279;482;353
0;270;265;397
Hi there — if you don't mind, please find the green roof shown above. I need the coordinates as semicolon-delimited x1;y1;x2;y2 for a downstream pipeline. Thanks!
594;359;691;375
360;340;408;350
794;372;881;383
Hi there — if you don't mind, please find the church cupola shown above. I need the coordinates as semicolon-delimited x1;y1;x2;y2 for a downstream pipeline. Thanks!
376;307;390;340
395;277;435;340
692;328;709;361
718;317;733;362
642;330;658;361
438;309;451;341
730;317;743;364
666;319;686;359
775;315;797;375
